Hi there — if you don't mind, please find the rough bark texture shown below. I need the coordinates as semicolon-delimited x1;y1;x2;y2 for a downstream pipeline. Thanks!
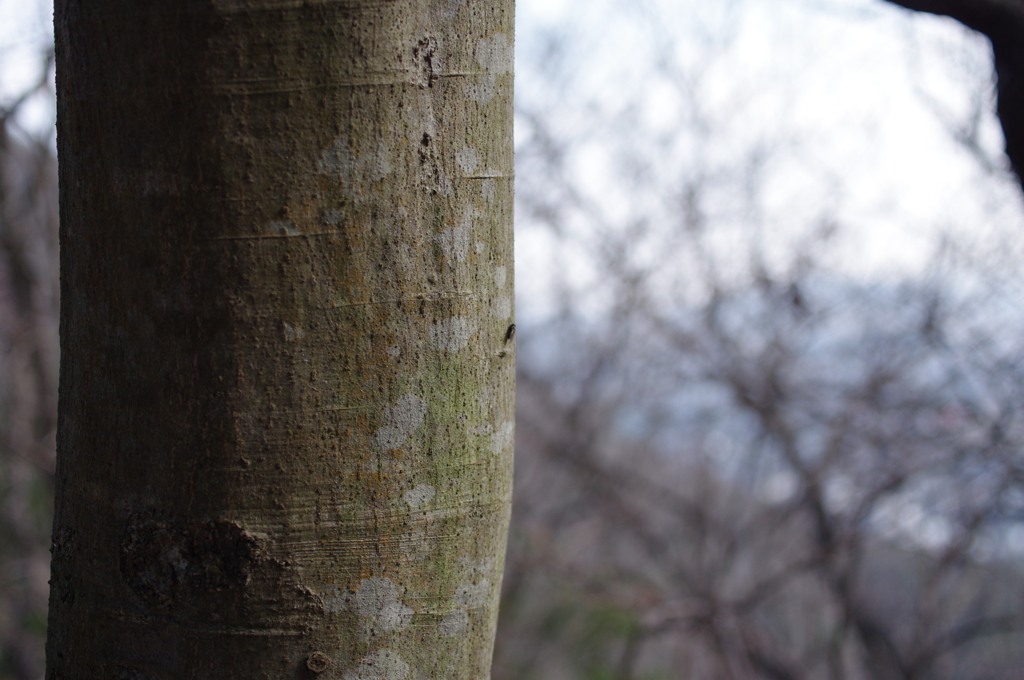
47;2;514;678
886;0;1024;183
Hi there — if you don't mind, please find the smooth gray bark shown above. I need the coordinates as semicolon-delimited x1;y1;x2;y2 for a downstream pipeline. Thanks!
47;2;514;678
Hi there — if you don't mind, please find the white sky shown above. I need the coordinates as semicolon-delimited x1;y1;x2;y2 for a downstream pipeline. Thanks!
514;0;1024;302
1;0;1021;284
0;0;53;138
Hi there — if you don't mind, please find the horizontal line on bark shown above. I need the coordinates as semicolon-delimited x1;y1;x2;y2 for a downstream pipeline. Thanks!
281;514;505;537
206;71;492;96
257;404;371;415
209;80;410;95
305;509;473;526
288;529;467;543
227;503;508;533
111;610;305;637
318;292;478;310
212;0;403;14
208;230;343;241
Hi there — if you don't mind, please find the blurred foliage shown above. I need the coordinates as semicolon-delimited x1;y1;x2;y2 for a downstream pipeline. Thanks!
0;43;57;679
496;2;1024;680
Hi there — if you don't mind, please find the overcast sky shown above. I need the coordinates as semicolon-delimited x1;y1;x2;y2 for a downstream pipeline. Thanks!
2;0;1021;284
514;0;1024;296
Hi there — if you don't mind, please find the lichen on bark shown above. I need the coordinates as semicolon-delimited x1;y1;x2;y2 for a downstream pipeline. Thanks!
47;1;514;678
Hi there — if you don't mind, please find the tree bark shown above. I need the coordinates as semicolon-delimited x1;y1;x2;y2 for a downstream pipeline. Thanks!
47;2;514;678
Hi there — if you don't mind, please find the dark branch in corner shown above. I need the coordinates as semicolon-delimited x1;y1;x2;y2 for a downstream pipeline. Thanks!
884;0;1024;36
886;0;1024;186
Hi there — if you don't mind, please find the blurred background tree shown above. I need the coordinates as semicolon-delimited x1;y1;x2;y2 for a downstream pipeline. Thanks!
3;0;1024;678
499;1;1024;679
0;0;56;676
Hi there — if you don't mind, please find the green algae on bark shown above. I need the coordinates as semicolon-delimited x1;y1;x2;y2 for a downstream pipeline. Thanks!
48;1;514;677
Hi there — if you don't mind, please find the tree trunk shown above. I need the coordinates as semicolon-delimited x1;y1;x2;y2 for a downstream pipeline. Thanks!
47;2;514;678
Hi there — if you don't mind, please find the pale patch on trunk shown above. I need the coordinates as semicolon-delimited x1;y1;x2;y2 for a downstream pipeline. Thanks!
456;146;480;174
454;579;492;608
490;421;515;454
440;609;469;636
469;33;513;104
437;206;479;262
475;33;513;75
403;484;436;509
343;650;410;680
373;395;427;450
491;296;512;319
350;578;415;638
431;317;477;353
